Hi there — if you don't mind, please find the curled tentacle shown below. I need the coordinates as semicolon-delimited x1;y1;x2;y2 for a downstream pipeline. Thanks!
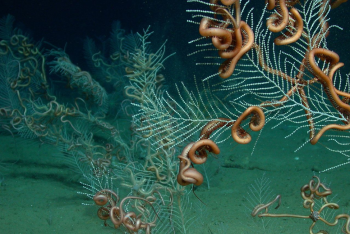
274;8;303;45
231;106;265;144
177;155;204;186
188;139;220;164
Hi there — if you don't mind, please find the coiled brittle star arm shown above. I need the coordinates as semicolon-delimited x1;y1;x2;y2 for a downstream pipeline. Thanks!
177;143;203;186
231;106;265;144
307;48;350;144
177;139;221;186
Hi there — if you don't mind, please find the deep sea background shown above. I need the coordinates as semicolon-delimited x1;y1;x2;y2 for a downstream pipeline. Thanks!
0;0;350;233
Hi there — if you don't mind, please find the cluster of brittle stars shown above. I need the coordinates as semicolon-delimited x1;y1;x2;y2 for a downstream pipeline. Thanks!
177;106;265;186
177;0;350;188
93;189;163;234
197;0;350;145
252;176;350;234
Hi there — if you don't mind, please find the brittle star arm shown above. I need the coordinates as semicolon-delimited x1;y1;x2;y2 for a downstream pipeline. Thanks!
251;194;309;219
